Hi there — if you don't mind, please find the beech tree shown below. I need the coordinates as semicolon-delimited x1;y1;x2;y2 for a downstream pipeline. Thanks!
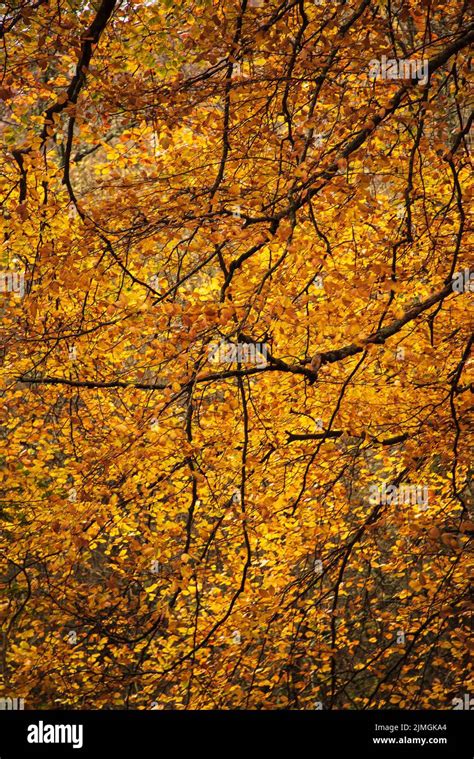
0;0;472;709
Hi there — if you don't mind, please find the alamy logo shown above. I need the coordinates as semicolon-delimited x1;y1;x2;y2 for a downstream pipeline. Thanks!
27;721;83;749
451;268;474;293
368;55;428;85
0;697;24;710
369;482;429;508
208;341;268;366
0;270;25;297
452;693;473;710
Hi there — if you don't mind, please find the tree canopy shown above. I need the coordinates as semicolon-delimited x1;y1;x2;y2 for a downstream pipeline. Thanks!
0;0;472;709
